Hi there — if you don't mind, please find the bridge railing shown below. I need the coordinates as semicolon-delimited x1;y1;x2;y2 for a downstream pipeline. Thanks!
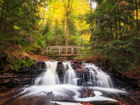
46;45;81;56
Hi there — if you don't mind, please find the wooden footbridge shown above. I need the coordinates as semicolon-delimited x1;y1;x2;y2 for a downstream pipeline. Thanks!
46;46;82;57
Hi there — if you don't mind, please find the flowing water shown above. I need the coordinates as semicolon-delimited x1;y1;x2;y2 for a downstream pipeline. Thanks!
82;63;114;88
0;61;139;105
64;62;77;84
34;61;59;85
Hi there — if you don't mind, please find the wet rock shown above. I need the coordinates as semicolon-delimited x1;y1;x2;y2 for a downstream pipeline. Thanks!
0;61;45;88
71;60;83;71
85;82;93;86
77;78;82;86
0;79;5;84
56;61;65;83
80;88;95;98
138;83;140;88
44;91;53;96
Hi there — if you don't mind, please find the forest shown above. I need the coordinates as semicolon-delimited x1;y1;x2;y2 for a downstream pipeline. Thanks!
0;0;140;75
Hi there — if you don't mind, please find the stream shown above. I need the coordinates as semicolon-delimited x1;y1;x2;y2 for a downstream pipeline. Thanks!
0;61;139;105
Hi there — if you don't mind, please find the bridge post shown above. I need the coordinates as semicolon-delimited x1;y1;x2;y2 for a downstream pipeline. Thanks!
71;46;74;54
60;48;62;54
59;46;60;55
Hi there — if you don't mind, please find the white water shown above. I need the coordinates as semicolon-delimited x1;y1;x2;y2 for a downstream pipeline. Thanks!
63;62;69;72
20;84;126;103
20;61;127;104
34;61;114;87
34;61;77;85
82;63;114;88
34;61;60;85
46;61;58;75
63;62;76;84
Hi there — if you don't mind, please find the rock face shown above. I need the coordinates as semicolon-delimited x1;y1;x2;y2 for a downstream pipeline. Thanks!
56;61;65;83
0;61;46;88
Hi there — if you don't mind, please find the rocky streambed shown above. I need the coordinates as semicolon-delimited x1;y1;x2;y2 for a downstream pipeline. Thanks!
0;60;140;105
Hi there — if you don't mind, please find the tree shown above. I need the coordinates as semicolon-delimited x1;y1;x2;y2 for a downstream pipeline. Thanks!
62;0;73;46
42;0;90;46
86;0;140;72
0;0;47;70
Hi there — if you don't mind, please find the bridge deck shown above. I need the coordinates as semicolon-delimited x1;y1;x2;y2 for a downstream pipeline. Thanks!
48;54;80;57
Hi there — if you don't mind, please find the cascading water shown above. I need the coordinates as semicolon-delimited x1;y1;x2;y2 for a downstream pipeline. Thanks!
63;62;77;84
82;63;114;88
3;61;138;105
62;62;69;72
34;61;114;87
34;61;60;85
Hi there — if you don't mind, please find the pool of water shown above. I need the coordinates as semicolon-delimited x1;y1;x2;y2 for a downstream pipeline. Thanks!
0;85;139;105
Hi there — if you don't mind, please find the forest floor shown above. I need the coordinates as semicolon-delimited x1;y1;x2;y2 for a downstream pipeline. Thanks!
34;55;50;61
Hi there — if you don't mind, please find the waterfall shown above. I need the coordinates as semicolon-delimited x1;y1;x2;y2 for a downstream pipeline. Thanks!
63;62;77;85
82;63;114;88
63;62;70;72
16;61;130;105
34;61;60;86
34;61;114;88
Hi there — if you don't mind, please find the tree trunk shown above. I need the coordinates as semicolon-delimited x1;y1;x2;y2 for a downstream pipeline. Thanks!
41;8;46;29
65;14;69;53
55;20;58;45
66;14;69;46
62;17;65;33
135;0;139;30
62;0;73;53
130;19;132;31
119;20;121;31
118;0;121;31
65;0;72;53
110;22;112;34
0;1;4;35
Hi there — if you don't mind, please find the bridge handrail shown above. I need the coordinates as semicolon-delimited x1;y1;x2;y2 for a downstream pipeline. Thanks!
46;45;82;55
47;46;81;48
